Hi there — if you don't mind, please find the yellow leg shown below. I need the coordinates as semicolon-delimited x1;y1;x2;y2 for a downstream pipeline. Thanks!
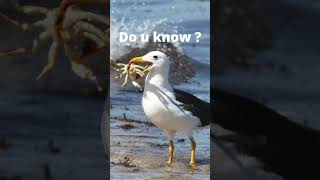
167;140;174;166
189;138;196;167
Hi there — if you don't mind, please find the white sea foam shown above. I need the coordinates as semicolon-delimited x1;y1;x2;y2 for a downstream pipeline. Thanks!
110;17;183;61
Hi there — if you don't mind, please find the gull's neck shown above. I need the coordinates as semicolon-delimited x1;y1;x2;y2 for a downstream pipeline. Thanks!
144;63;172;91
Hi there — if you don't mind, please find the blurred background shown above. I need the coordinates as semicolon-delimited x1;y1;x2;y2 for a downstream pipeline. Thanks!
0;0;108;179
214;0;320;179
215;0;320;127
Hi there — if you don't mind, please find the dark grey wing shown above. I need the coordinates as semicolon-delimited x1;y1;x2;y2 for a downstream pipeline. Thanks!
173;89;211;127
213;88;320;179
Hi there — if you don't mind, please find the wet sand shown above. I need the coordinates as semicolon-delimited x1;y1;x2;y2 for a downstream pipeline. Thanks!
109;87;210;180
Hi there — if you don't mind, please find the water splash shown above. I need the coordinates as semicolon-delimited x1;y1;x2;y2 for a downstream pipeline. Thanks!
110;0;184;61
110;17;181;60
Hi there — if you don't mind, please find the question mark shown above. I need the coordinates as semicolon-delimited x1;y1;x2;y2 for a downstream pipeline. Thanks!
194;32;202;42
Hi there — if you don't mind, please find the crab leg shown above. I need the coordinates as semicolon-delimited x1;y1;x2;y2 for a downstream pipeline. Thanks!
0;11;48;31
74;21;106;41
56;0;109;26
0;12;30;31
58;0;108;28
0;28;51;57
32;30;51;54
0;48;27;57
83;32;105;48
135;69;145;77
143;65;152;73
115;63;126;66
32;19;49;28
1;19;54;55
70;61;103;91
132;65;145;70
121;73;129;87
36;42;59;80
64;43;103;91
65;9;108;27
0;28;50;57
18;6;49;15
119;70;126;78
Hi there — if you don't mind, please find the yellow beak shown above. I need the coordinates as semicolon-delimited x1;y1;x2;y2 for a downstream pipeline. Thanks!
128;56;144;65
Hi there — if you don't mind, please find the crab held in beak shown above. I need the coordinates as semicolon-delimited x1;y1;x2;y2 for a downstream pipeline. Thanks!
113;56;153;90
127;56;153;82
128;56;153;70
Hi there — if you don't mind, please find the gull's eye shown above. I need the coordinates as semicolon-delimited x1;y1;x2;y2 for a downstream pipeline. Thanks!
153;55;158;60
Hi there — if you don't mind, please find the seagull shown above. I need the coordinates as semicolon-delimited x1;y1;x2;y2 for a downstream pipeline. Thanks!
128;51;210;167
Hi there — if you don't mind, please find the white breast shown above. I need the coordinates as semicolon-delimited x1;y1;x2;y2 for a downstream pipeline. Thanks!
142;87;200;131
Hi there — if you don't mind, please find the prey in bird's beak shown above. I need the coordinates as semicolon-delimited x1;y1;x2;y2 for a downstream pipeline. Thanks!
113;56;153;89
128;56;153;73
